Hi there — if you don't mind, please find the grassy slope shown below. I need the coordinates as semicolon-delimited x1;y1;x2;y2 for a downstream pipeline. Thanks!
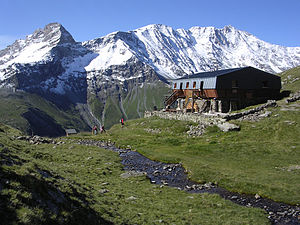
89;94;105;122
280;65;300;92
123;82;171;119
0;90;88;134
95;67;300;205
103;96;124;129
0;123;268;225
101;82;171;129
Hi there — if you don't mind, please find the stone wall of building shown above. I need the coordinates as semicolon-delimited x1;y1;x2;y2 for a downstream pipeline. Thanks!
144;110;225;126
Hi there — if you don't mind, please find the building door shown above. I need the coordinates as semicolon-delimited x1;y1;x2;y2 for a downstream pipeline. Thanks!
200;81;204;90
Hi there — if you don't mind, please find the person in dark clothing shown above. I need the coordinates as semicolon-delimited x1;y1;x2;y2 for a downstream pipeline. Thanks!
100;125;106;133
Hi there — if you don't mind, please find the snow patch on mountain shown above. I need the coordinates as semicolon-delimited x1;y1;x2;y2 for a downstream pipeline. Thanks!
84;39;134;77
6;42;51;65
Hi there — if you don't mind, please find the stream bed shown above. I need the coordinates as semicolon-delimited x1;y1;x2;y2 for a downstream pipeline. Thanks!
78;139;300;225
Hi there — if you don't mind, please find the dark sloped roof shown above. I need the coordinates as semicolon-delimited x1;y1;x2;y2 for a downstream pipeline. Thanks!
65;129;77;134
174;67;247;80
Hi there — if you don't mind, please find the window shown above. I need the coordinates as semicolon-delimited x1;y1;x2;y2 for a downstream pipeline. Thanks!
180;82;183;89
200;81;204;90
193;81;196;89
262;81;268;88
174;83;177;89
186;82;189;89
232;80;238;88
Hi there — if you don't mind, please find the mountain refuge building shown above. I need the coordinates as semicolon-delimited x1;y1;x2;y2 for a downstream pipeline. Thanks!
165;67;281;113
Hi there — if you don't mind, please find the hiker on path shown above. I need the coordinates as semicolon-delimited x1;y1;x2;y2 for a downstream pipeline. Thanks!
92;125;98;135
100;125;106;133
120;118;124;128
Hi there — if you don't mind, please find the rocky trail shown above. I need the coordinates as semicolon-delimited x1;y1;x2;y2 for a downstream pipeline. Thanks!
77;139;300;225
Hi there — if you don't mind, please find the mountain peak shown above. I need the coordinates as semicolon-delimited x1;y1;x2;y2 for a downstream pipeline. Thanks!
135;24;174;33
223;25;234;30
29;22;75;45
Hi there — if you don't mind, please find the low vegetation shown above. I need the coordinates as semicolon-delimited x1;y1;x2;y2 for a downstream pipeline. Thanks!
0;123;268;224
100;82;171;129
280;65;300;92
0;90;88;136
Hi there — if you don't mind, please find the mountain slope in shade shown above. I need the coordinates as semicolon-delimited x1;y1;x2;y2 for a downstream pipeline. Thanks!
0;23;299;130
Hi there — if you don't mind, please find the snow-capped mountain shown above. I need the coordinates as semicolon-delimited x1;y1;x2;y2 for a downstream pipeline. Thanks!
1;23;300;91
0;23;299;128
0;23;95;100
82;24;300;80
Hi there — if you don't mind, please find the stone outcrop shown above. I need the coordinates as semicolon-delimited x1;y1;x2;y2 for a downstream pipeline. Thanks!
15;135;64;145
286;91;300;103
222;100;277;121
186;124;207;137
237;110;272;122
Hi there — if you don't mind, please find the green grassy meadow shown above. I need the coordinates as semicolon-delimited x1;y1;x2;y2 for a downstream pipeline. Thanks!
0;123;268;224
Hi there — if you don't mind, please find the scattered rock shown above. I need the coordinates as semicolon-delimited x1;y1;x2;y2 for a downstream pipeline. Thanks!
217;122;240;132
120;171;146;179
14;135;62;145
99;189;109;194
286;165;300;172
126;196;137;201
153;170;160;176
283;120;296;125
144;128;161;134
186;124;206;136
255;194;261;199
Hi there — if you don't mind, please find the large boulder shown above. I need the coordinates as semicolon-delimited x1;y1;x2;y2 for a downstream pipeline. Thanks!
217;122;240;132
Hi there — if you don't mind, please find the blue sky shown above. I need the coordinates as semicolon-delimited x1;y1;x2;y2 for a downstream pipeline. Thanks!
0;0;299;49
